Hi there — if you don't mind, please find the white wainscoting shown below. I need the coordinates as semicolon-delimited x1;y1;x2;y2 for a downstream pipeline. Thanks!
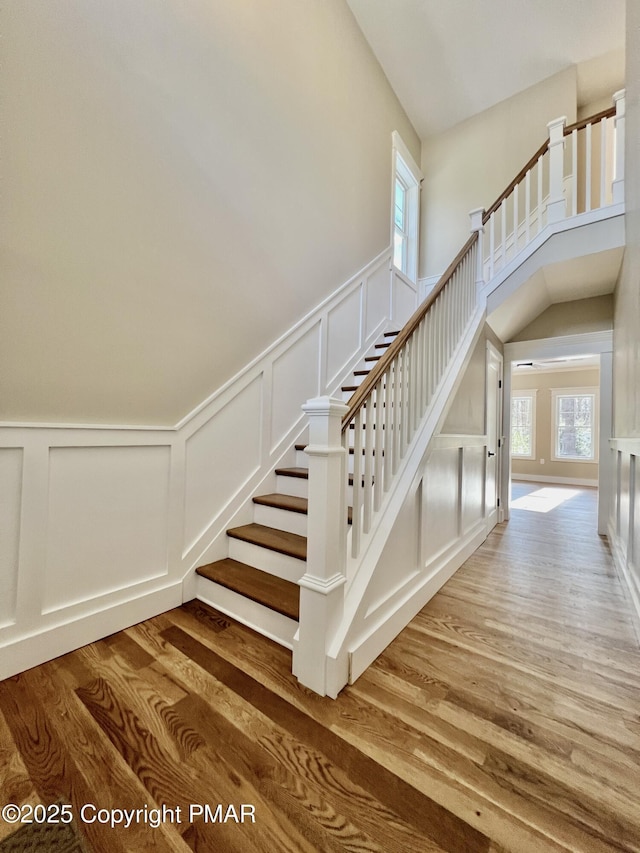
0;247;416;679
609;437;640;639
345;434;490;683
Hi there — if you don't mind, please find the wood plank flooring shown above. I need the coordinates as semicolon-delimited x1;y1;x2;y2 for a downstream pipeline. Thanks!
1;483;640;852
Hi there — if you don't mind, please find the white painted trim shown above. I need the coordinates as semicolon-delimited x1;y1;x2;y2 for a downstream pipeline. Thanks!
0;582;182;681
504;331;613;363
610;437;640;454
348;518;487;684
512;474;599;487
196;575;298;650
0;246;409;678
608;520;640;645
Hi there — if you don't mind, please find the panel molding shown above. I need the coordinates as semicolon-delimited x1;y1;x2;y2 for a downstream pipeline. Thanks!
0;246;407;677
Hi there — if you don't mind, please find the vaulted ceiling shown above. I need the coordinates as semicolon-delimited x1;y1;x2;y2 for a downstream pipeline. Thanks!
347;0;625;138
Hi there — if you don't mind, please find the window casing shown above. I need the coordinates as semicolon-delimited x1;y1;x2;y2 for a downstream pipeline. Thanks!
391;132;421;284
511;391;536;459
551;388;598;462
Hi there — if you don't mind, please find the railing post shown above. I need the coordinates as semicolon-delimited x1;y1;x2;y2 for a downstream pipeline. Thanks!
546;116;567;223
612;89;626;205
295;396;348;697
469;207;485;293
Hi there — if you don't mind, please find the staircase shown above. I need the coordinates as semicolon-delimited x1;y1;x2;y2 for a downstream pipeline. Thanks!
194;95;626;698
195;331;399;648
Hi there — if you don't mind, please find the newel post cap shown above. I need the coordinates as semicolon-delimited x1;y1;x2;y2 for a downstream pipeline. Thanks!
469;207;485;233
302;396;348;417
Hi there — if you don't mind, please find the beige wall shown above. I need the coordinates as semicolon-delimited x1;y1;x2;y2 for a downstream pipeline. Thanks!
420;68;577;278
512;367;600;481
511;295;613;343
442;325;503;435
0;0;419;425
614;0;640;438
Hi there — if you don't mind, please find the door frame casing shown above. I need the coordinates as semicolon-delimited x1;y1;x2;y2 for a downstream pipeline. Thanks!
485;342;504;530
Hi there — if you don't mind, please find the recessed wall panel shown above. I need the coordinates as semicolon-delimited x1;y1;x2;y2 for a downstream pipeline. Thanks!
184;375;263;551
462;446;485;533
326;287;361;386
365;265;389;338
44;445;171;613
0;449;23;626
423;447;459;561
392;273;417;328
271;324;320;451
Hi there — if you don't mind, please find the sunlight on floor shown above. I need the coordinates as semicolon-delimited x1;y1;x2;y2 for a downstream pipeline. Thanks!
510;487;580;513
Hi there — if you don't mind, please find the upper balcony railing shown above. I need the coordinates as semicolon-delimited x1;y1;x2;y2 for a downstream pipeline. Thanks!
483;90;625;280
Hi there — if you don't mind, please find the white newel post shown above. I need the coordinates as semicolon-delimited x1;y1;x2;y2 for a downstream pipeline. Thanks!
612;89;626;205
546;116;567;224
295;396;348;697
469;207;485;295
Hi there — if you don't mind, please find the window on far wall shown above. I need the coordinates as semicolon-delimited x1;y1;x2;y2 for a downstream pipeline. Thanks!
511;391;536;459
552;388;598;462
391;132;421;283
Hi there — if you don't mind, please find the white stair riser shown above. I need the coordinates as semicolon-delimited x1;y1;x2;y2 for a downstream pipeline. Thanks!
227;538;305;583
295;449;309;467
196;575;297;649
276;474;308;499
253;503;307;537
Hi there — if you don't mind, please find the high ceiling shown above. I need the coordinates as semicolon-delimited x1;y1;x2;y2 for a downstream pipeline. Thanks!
347;0;626;139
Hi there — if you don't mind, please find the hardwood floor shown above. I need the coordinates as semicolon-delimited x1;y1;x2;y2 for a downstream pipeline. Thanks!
1;483;640;852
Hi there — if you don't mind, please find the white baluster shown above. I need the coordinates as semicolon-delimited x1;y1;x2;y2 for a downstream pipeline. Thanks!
612;89;625;205
373;380;384;511
600;117;607;208
351;408;363;557
500;199;506;269
546;115;567;223
513;184;519;256
537;156;543;232
363;403;373;534
571;129;578;216
525;170;531;242
469;208;485;296
585;122;592;212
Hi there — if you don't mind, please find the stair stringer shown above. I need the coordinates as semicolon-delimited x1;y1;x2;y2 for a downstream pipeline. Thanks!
318;302;488;698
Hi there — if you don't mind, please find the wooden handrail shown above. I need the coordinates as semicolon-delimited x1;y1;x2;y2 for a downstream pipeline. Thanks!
564;105;615;136
482;140;549;224
341;233;478;430
483;105;616;225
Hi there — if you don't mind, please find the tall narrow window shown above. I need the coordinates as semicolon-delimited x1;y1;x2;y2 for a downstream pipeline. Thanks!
391;132;422;283
552;389;598;461
511;391;536;459
394;175;409;272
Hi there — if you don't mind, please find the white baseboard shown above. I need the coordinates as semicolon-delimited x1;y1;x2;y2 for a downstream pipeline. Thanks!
608;520;640;646
512;474;598;487
347;519;487;684
0;583;183;681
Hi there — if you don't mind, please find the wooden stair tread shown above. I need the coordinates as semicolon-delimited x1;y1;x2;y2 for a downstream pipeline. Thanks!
384;330;399;337
196;558;299;620
227;523;307;561
253;493;308;514
275;466;309;479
